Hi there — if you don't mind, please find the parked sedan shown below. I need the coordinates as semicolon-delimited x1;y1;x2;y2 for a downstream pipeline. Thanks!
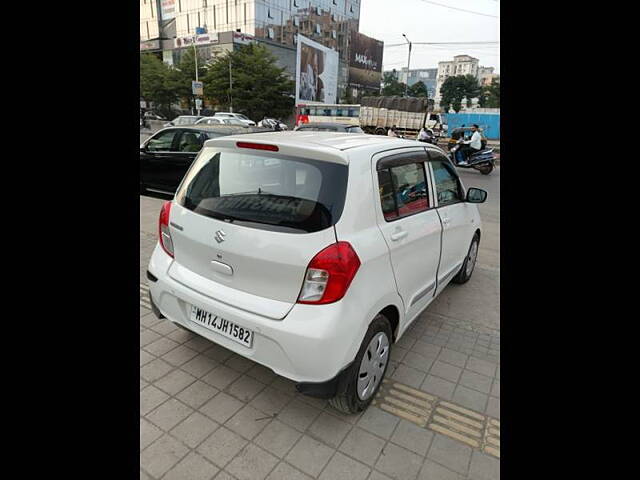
140;125;259;194
164;115;204;127
195;117;247;127
294;122;365;133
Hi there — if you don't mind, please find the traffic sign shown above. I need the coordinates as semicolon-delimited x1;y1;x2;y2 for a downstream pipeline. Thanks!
195;98;203;109
192;81;203;95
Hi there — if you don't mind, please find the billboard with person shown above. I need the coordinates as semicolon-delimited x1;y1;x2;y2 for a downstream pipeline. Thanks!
348;32;384;88
296;35;339;104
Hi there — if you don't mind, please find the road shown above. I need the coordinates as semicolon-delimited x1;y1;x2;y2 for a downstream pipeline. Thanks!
139;168;500;480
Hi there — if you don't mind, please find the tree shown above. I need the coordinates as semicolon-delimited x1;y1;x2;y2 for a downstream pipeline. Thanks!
202;43;295;121
381;71;406;96
440;75;481;112
140;53;179;116
170;48;210;111
478;78;500;108
408;81;429;98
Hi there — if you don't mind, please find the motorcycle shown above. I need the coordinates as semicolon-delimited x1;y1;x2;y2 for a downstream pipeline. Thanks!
450;140;495;175
258;118;288;131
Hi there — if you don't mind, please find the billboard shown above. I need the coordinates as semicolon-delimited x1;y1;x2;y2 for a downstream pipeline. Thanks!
348;32;384;88
296;35;338;104
160;0;176;21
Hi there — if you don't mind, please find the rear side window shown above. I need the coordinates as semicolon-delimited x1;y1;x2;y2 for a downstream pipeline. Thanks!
175;150;348;233
377;162;429;221
147;130;178;151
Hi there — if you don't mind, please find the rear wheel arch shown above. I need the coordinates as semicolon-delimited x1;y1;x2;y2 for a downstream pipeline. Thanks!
378;305;400;341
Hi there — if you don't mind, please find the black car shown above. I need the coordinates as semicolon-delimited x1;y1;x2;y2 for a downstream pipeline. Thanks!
140;125;268;194
293;122;365;133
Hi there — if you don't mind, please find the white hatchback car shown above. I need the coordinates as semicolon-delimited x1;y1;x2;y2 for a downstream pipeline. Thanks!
146;132;487;413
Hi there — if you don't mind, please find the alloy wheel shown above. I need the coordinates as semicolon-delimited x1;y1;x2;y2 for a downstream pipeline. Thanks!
357;332;390;401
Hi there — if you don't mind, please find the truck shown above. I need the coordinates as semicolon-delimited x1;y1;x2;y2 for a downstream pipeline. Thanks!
359;96;445;137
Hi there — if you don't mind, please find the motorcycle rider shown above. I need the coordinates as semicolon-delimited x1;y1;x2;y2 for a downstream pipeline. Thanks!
418;127;433;143
457;124;482;165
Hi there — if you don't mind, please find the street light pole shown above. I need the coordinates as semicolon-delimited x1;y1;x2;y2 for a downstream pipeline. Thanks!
229;54;233;113
402;34;412;97
193;35;200;116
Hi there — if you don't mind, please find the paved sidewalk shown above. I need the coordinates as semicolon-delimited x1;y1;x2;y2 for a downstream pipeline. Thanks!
139;168;500;480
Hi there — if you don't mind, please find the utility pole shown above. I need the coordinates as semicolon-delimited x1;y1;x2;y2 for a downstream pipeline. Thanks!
402;34;412;97
193;35;200;116
229;54;233;113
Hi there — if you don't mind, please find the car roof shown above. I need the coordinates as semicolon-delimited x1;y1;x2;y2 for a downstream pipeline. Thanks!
202;131;440;165
297;122;355;128
158;125;265;134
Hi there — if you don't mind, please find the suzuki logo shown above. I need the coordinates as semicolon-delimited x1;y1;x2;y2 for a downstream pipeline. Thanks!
214;230;226;243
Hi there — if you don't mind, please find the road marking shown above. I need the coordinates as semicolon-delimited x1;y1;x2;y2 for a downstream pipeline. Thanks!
140;282;151;309
373;379;500;458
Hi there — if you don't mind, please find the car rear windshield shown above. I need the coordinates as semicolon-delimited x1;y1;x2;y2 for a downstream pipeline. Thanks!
175;149;348;233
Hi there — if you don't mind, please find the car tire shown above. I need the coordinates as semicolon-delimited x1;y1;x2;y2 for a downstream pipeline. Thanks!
328;314;392;414
452;233;480;284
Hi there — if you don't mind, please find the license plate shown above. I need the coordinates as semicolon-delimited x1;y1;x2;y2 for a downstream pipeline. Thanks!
189;306;253;348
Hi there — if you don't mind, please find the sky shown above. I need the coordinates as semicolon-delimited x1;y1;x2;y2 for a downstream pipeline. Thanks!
358;0;500;73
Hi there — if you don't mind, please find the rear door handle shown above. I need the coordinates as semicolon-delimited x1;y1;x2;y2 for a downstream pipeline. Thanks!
391;231;408;241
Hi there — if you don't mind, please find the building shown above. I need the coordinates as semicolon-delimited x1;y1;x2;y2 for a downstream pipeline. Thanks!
383;67;437;98
140;0;379;102
434;54;497;108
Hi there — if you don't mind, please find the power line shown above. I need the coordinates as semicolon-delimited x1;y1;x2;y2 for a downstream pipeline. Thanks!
416;0;499;19
385;41;499;48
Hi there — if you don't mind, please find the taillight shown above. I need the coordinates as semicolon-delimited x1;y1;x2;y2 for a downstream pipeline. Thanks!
158;201;174;258
298;242;361;305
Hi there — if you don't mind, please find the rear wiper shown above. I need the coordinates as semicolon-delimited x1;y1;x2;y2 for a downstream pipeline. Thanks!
221;188;277;196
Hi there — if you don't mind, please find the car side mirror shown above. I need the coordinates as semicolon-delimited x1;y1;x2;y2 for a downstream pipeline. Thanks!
466;188;487;203
140;144;147;152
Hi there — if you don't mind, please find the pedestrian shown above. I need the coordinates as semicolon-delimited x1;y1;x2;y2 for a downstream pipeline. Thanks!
387;125;398;137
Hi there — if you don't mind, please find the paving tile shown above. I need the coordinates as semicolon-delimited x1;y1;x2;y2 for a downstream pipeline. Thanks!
468;450;500;480
459;370;493;394
390;345;409;363
418;460;464;480
390;419;434;456
246;364;278;384
140;378;148;391
226;444;279;480
214;472;237;480
255;419;303;458
486;396;500;420
144;337;180;357
491;380;500;398
285;434;335;477
204;344;235;363
225;404;273;440
367;471;393;480
140;385;170;416
307;411;353;448
495;367;500;380
250;386;293;416
437;348;468;368
420;375;456;400
150;320;180;336
202;365;243;390
171;411;220;449
375;442;423;480
395;334;417;350
154;368;198;396
167;327;196;344
319;452;370;480
452;385;488;413
181;354;219;378
225;354;256;374
163;452;220;480
266;462;313;480
185;335;216;352
141;329;162;347
140;468;151;480
426;433;472;476
140;417;163;451
466;357;497;378
200;391;245;424
277;398;323;432
197;426;248;469
140;434;189;479
176;380;220;409
140;358;174;382
339;427;386;466
162;345;199;367
401;351;435;373
411;340;442;359
147;398;194;431
390;364;426;389
141;312;163;328
429;361;462;383
140;349;155;367
270;376;298;395
357;406;400;439
227;375;267;402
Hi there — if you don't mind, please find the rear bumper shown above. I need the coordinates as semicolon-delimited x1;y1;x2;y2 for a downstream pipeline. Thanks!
146;244;364;384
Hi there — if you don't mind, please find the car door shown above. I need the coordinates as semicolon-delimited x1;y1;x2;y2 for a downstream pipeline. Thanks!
372;149;442;323
141;128;181;191
165;129;207;192
427;151;477;293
